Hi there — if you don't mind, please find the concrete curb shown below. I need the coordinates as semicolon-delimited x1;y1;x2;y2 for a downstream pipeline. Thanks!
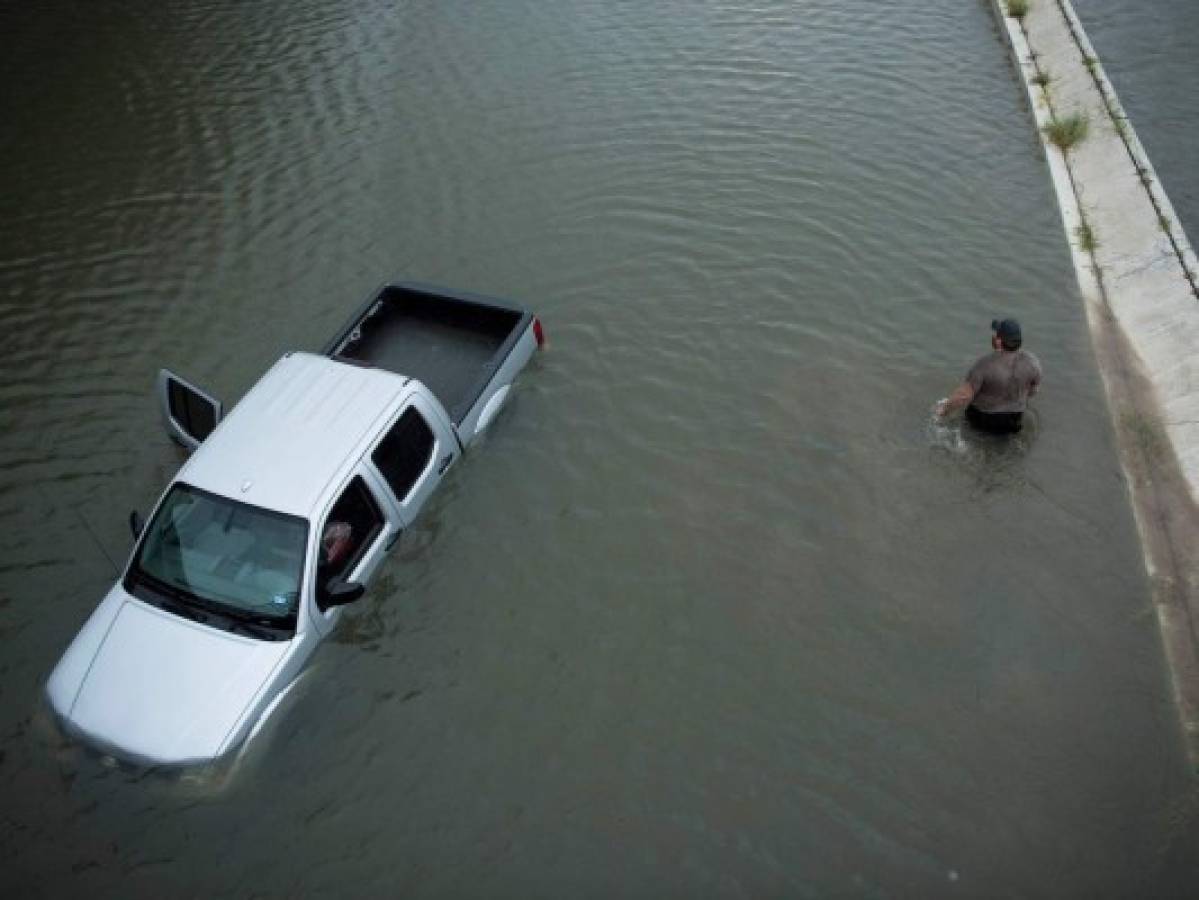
1050;0;1199;293
991;3;1103;303
987;0;1199;770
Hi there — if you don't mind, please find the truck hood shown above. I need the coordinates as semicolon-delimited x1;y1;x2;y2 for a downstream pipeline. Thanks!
51;593;290;766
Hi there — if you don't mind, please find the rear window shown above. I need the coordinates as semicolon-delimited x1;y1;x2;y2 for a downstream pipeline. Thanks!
372;407;435;501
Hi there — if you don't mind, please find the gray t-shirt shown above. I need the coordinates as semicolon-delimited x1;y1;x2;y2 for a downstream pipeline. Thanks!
966;349;1042;413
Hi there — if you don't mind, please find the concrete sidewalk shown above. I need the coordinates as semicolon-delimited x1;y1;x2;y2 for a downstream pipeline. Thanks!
989;0;1199;768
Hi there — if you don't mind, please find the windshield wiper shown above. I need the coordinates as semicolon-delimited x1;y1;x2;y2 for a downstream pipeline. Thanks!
227;619;277;640
129;569;204;611
127;569;292;638
219;605;294;634
162;600;208;624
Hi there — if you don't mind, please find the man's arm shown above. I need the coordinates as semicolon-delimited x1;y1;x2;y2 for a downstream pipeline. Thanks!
936;381;975;418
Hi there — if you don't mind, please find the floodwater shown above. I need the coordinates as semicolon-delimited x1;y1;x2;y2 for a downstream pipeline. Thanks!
1075;0;1199;242
2;1;1197;896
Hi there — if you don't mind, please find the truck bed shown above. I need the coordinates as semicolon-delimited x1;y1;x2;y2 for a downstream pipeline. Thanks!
324;282;533;425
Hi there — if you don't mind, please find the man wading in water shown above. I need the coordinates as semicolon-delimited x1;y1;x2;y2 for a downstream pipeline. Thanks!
936;319;1042;434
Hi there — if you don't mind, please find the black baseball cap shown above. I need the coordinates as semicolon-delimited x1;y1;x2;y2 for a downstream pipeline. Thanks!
991;318;1022;347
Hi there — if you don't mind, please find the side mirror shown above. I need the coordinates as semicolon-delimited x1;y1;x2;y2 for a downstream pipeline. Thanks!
321;579;365;610
129;510;145;540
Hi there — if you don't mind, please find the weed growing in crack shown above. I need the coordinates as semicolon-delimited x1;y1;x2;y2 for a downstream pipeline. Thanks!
1076;221;1099;253
1044;113;1089;150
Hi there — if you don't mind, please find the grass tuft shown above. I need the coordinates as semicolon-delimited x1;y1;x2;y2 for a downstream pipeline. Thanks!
1076;221;1098;253
1044;113;1089;150
1031;70;1052;88
1007;0;1030;19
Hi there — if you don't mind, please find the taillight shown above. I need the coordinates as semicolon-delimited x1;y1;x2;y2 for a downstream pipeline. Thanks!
533;316;546;348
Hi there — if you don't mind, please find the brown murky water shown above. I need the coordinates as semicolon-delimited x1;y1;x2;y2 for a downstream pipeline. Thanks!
2;1;1198;896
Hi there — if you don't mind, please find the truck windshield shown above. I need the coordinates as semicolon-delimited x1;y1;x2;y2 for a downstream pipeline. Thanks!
128;483;307;629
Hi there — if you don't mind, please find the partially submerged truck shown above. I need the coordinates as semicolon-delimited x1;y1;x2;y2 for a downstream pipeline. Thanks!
46;281;545;766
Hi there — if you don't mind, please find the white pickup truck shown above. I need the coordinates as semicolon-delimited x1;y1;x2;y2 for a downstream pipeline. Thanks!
46;281;544;766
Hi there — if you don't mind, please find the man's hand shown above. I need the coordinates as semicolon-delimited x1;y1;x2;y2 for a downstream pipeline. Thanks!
936;382;975;418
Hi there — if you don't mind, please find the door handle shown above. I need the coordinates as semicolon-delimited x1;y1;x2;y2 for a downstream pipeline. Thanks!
437;453;454;475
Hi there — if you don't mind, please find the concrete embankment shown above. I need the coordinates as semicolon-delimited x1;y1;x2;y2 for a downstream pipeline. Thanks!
988;0;1199;768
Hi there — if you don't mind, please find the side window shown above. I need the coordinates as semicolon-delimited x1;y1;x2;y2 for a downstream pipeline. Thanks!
318;476;383;588
372;407;435;502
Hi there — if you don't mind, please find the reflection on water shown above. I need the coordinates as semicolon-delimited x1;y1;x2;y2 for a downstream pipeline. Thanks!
2;0;1198;895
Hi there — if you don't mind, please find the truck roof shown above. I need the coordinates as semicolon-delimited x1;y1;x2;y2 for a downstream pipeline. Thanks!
177;352;406;519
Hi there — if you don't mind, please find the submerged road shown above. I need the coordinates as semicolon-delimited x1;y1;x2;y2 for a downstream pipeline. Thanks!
1;1;1197;896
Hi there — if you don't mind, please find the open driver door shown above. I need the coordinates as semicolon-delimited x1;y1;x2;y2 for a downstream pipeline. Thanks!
156;369;222;452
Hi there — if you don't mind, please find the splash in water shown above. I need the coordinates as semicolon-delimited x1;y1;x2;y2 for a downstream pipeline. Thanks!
928;399;969;454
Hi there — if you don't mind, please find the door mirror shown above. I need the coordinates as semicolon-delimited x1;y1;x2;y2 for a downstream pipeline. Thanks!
129;510;145;539
321;578;365;610
157;369;223;452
